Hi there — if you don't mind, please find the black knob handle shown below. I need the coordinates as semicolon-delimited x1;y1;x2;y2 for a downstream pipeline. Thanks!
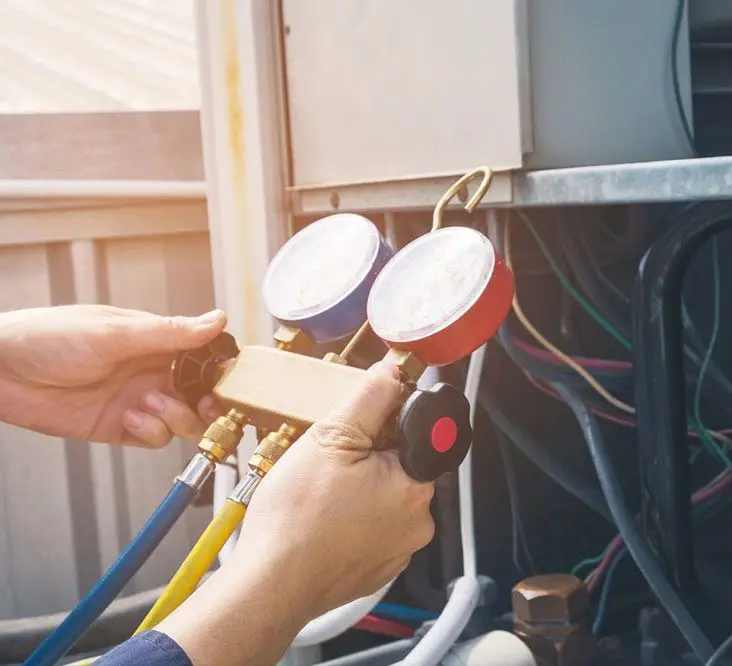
172;332;240;409
397;382;472;482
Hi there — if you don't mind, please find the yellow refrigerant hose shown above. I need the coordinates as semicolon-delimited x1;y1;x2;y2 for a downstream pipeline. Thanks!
136;423;296;632
63;501;246;666
137;498;247;632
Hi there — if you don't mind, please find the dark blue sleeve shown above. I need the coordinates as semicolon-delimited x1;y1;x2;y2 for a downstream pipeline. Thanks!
95;630;193;666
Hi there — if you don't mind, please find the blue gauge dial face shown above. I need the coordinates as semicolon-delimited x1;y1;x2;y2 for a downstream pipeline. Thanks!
264;213;381;321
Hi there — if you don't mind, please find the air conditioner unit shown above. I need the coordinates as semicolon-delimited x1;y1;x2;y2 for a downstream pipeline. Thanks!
281;0;693;192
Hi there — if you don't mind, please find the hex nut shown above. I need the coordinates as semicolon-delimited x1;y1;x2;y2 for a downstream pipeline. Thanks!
513;574;595;666
513;574;590;624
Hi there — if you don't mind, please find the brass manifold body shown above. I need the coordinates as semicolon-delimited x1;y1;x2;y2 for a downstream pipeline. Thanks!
182;325;425;502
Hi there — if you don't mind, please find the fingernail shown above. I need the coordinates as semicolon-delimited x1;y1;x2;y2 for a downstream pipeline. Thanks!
196;309;224;327
199;395;218;417
369;361;400;380
144;393;166;414
124;410;145;429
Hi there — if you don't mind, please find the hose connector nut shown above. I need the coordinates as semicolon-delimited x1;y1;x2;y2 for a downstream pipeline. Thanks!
249;423;298;476
198;409;247;463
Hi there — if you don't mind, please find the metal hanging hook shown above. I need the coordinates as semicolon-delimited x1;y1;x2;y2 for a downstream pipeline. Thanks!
432;166;494;231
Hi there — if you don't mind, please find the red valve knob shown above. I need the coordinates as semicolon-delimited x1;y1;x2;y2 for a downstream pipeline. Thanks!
397;383;472;482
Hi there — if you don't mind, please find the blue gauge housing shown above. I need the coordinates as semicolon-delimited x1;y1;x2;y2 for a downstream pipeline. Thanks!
263;214;393;343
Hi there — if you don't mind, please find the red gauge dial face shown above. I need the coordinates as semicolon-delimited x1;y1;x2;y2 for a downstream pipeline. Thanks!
368;227;494;342
368;227;514;366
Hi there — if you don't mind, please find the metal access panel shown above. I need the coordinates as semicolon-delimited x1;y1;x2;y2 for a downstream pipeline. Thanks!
281;0;529;188
282;0;693;199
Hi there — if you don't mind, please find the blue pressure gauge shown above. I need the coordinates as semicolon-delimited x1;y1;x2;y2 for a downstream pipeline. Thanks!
263;214;393;343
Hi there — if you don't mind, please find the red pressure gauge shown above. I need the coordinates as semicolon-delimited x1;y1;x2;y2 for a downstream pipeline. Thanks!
367;227;514;366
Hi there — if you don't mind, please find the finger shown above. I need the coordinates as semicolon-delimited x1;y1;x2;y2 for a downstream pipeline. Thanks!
197;395;226;424
111;310;227;359
122;409;173;448
139;392;207;442
380;556;413;584
118;433;161;449
410;514;436;552
326;361;406;442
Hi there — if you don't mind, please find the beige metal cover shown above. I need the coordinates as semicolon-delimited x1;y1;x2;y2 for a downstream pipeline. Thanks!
282;0;529;188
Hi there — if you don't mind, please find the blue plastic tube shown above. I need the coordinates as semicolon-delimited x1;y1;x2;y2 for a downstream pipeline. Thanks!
373;603;439;623
25;480;196;666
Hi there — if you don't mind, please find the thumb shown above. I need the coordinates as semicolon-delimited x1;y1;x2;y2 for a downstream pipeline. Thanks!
325;361;406;442
114;309;227;357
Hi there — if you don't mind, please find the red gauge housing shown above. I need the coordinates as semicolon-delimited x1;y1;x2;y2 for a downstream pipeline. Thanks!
367;227;514;367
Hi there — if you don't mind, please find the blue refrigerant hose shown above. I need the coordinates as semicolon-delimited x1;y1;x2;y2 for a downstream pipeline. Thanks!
25;480;197;666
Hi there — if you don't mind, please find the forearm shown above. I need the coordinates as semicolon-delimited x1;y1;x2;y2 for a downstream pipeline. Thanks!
157;558;310;666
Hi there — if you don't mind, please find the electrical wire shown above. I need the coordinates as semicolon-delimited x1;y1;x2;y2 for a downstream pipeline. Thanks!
353;615;416;639
571;551;608;579
556;207;732;423
671;0;696;156
372;604;439;624
505;220;731;444
494;425;536;575
588;471;732;635
475;388;612;523
692;239;729;467
24;480;197;666
553;382;714;661
517;212;632;351
583;471;732;592
526;372;732;442
576;209;732;422
504;221;635;415
511;336;631;371
497;325;631;392
591;548;627;635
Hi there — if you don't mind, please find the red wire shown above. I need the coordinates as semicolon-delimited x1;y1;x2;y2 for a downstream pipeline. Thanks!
511;337;632;371
585;472;732;592
525;374;637;428
353;615;416;639
511;338;732;589
526;373;730;442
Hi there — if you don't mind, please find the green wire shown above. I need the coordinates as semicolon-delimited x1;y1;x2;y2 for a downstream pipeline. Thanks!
671;0;697;157
517;212;632;351
517;213;728;466
691;240;732;468
570;552;606;578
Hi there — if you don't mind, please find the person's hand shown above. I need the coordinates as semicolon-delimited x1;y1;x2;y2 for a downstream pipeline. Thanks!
0;304;227;447
158;362;435;666
235;360;436;617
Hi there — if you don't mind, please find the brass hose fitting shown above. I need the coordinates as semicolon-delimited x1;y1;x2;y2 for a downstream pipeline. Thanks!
197;409;248;464
273;325;314;355
249;423;299;476
228;423;299;506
